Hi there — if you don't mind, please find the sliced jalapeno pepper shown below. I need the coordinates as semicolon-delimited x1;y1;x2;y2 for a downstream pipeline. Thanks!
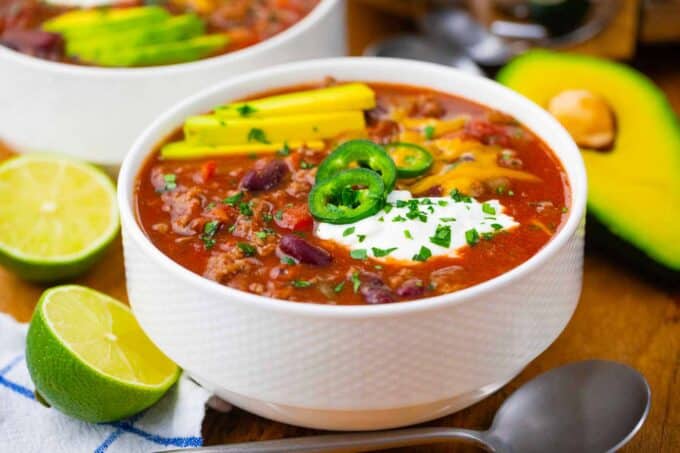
385;142;433;178
315;139;397;192
309;168;385;224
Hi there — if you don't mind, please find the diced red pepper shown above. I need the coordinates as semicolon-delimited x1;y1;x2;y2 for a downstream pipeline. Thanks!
276;204;313;232
201;160;217;183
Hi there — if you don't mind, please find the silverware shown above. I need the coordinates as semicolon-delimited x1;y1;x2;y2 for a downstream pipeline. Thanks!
161;360;650;453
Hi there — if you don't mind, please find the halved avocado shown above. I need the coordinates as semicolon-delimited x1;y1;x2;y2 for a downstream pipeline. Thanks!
498;50;680;278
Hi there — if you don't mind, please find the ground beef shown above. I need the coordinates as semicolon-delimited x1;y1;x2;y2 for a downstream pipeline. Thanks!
161;187;205;236
409;95;445;118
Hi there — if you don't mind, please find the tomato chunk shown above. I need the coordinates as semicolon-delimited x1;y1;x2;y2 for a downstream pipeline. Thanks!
276;204;313;231
201;160;217;182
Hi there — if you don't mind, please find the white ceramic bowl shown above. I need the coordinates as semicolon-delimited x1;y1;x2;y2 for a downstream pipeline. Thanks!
119;57;587;431
0;0;344;165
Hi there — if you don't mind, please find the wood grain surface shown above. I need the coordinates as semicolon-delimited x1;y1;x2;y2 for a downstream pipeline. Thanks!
1;2;678;451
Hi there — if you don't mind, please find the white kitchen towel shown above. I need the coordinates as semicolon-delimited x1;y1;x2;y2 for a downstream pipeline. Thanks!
0;313;211;453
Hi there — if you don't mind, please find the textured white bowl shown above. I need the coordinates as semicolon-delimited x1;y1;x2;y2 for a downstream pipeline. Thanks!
0;0;344;165
119;58;587;431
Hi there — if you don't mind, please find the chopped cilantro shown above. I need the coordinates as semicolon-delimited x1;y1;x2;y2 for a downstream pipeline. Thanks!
223;191;243;206
236;104;257;117
429;224;451;248
450;188;472;203
205;202;216;211
383;203;393;213
237;242;256;256
333;281;345;293
392;215;406;222
343;226;355;237
263;212;273;223
562;206;569;213
350;249;368;260
300;160;315;169
239;201;253;216
378;216;385;222
404;229;413;239
491;223;503;231
482;232;495;240
440;217;456;222
437;200;449;207
275;210;283;221
412;246;432;262
482;203;496;215
351;272;361;293
162;173;177;191
255;229;274;240
228;224;236;233
496;185;507;195
372;247;397;257
277;142;291;156
247;128;269;144
200;220;220;250
292;280;312;288
281;256;296;265
465;228;480;246
423;124;435;140
357;234;366;243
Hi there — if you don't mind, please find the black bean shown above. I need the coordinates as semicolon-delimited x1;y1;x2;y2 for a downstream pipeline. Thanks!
396;279;425;298
279;234;332;266
240;160;288;191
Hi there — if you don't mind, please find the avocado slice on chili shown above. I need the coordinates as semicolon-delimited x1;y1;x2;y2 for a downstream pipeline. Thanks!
498;50;680;277
309;168;385;224
316;140;397;192
81;34;229;67
385;142;433;178
67;14;205;59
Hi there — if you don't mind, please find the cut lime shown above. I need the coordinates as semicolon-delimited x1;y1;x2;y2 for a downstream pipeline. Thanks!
0;154;119;282
26;285;180;422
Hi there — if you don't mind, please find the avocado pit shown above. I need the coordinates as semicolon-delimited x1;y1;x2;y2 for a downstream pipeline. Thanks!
547;89;616;150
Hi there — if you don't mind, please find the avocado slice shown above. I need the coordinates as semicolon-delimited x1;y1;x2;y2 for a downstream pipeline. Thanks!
81;34;229;67
42;6;170;40
498;50;680;276
66;14;205;59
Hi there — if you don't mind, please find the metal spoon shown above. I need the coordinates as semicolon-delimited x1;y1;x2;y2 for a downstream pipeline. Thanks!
163;360;650;453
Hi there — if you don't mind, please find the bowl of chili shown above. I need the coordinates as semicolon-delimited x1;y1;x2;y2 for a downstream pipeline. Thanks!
118;57;587;430
0;0;344;165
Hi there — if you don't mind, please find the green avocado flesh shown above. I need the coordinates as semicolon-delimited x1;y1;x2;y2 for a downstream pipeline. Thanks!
498;50;680;273
43;6;229;67
66;14;205;58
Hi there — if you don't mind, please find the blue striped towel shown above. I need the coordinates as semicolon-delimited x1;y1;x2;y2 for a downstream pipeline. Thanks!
0;313;210;452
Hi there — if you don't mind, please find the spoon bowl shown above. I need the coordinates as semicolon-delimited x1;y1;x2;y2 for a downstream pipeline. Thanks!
162;360;650;452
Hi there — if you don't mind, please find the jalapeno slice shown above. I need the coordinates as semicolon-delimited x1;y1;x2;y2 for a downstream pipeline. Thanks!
309;168;385;224
385;142;433;178
315;139;397;192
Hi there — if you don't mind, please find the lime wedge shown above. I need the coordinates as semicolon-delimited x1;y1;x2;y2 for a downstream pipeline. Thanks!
0;154;119;282
26;285;180;422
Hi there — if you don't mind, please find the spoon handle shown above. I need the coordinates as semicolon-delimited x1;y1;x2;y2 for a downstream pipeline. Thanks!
161;427;509;453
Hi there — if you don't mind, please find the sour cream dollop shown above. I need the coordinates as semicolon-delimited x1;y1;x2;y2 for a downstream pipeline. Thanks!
315;191;518;262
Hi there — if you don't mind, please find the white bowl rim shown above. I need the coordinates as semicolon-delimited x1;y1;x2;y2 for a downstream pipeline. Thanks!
0;0;339;77
118;57;587;319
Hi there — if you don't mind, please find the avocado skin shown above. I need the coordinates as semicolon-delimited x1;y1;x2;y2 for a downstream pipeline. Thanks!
498;50;680;276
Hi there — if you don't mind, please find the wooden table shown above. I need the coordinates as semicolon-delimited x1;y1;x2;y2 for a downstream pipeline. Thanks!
1;3;678;451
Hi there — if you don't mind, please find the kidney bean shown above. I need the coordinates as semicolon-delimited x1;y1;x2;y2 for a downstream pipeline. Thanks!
360;284;395;305
240;159;288;191
278;234;332;266
1;30;63;59
396;279;425;298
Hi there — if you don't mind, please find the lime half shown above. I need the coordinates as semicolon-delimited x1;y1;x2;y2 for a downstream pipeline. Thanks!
26;285;180;422
0;154;119;282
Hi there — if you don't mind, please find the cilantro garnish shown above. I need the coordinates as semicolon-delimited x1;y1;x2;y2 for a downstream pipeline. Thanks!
350;249;368;260
333;281;345;293
277;142;291;156
162;173;177;191
423;125;436;140
351;272;361;293
412;246;432;262
440;217;456;222
430;224;451;248
482;203;496;215
450;188;472;203
465;228;480;246
247;128;269;144
281;256;296;265
223;191;243;206
237;242;256;256
491;223;503;231
200;220;220;250
357;234;366;243
300;160;315;169
239;201;253;216
236;104;257;117
372;247;397;257
292;280;312;288
392;215;406;222
404;229;413;239
275;210;283;221
343;227;355;237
